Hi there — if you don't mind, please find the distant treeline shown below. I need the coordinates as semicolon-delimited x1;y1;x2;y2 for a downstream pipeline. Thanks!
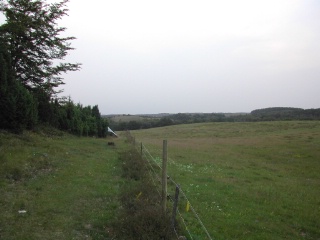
109;107;320;131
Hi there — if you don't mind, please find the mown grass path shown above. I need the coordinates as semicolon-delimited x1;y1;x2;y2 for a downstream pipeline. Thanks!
0;131;123;239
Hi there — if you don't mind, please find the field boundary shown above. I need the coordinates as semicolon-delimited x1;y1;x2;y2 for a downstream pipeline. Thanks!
126;131;213;240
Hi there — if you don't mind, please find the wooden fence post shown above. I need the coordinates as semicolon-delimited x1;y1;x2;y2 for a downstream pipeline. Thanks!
141;142;143;156
162;140;168;216
171;185;180;231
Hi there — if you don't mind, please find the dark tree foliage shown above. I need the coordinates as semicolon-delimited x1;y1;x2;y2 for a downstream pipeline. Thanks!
0;39;38;132
33;87;53;123
156;117;173;127
0;1;108;137
109;108;320;131
250;107;320;121
0;0;81;92
92;105;108;138
54;100;108;137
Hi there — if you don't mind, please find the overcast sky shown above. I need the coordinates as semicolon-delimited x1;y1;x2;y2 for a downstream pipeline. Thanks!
2;0;320;114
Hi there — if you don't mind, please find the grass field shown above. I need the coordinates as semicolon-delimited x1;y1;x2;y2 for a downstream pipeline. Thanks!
1;121;319;239
0;128;125;239
131;121;320;240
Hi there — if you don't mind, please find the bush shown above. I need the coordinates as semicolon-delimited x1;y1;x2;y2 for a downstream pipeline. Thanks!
120;150;148;180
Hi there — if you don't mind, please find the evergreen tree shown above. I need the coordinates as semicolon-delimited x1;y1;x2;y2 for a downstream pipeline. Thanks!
0;39;16;130
0;40;37;132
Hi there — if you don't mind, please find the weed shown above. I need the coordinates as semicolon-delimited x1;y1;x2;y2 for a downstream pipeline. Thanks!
120;149;148;180
114;148;175;239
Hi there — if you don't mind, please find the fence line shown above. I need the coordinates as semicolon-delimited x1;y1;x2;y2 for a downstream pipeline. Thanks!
126;131;213;240
142;150;162;198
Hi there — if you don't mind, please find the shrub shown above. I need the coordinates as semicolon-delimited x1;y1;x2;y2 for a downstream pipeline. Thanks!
115;149;174;239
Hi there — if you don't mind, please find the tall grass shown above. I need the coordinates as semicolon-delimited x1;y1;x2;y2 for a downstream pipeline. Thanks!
132;121;320;240
114;149;174;239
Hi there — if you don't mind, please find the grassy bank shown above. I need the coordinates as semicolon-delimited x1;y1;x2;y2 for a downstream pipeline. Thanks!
132;121;320;240
0;128;123;239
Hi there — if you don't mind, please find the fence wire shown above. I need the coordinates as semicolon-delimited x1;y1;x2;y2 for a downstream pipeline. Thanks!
131;137;213;240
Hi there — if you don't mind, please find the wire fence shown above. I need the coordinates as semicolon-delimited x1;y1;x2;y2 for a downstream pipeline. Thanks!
126;131;214;240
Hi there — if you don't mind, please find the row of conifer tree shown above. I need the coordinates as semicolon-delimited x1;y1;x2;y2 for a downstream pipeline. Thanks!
0;0;107;136
0;41;107;136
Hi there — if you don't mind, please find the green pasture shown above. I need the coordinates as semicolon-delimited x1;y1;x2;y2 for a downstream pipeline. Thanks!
131;121;320;240
0;129;125;239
